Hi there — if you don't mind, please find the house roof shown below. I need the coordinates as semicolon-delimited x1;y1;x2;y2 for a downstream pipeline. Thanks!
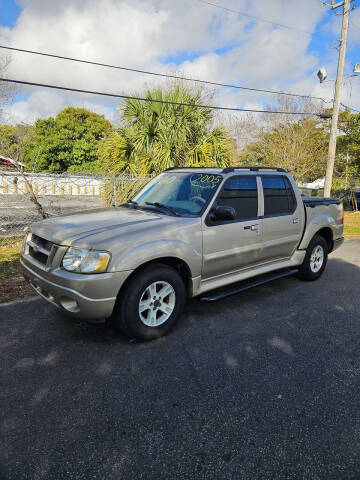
0;155;24;168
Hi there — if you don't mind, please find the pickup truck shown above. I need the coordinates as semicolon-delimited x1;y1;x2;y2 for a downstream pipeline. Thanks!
20;167;344;341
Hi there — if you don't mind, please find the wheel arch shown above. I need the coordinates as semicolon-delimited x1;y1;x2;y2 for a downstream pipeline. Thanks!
299;222;335;253
115;257;193;304
314;227;334;252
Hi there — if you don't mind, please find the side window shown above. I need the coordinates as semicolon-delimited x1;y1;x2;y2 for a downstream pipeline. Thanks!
284;177;297;212
262;176;293;216
217;176;258;220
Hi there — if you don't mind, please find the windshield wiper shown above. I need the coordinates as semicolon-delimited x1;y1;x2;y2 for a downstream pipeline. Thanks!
120;199;140;209
145;202;180;217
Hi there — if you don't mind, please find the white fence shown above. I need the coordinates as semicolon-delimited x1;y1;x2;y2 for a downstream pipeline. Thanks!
0;172;109;196
0;171;150;244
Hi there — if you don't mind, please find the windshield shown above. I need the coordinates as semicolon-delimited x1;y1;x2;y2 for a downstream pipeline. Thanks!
131;172;223;216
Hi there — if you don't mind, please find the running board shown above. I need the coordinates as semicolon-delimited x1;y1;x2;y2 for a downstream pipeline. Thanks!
200;268;299;302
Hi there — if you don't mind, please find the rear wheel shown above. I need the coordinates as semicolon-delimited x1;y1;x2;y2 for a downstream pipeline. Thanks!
113;263;186;341
297;234;328;281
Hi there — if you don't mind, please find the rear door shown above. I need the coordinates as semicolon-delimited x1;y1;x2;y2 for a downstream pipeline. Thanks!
202;175;264;280
259;175;304;263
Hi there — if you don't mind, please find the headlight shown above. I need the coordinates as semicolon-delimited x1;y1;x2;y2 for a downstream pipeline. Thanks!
22;230;31;254
62;247;110;273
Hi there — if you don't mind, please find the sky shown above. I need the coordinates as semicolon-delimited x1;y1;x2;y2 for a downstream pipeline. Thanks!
0;0;359;125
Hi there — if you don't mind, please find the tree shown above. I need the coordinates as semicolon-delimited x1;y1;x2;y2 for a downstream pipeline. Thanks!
26;107;113;172
0;124;34;161
239;117;329;182
97;131;146;175
230;97;327;182
0;124;47;218
98;85;233;175
336;109;360;177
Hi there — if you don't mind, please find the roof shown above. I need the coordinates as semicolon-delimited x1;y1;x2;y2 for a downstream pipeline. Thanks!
0;155;24;168
165;166;286;174
299;177;325;190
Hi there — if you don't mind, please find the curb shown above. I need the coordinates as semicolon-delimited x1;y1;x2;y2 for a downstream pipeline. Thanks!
0;296;39;307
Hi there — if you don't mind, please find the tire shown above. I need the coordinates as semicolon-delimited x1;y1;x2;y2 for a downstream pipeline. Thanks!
113;263;186;341
296;234;328;281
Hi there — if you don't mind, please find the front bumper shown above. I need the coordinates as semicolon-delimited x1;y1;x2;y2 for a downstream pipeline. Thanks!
20;256;132;320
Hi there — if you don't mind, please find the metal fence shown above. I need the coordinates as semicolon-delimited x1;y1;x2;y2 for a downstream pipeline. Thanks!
299;177;360;211
0;171;149;246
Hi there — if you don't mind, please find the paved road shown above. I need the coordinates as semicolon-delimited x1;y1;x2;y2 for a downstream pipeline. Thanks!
1;240;360;480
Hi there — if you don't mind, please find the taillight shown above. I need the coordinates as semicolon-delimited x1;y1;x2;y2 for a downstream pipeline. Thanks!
341;203;344;224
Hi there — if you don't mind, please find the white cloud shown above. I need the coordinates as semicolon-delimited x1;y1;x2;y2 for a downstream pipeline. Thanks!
2;88;119;124
1;0;359;123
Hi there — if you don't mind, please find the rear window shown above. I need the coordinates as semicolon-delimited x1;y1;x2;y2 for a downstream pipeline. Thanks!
262;176;296;216
284;177;297;212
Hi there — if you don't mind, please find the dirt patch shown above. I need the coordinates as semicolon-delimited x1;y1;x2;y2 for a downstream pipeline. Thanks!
0;242;34;303
0;273;34;304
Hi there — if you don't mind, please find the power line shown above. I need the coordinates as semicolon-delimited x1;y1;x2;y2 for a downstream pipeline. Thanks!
0;44;329;103
192;0;326;39
319;2;360;36
0;77;322;115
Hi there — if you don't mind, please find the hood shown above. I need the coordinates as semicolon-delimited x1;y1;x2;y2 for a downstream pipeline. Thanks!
30;207;166;246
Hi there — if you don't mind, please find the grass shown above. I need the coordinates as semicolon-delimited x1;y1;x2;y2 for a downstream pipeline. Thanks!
0;212;359;303
0;241;33;303
0;242;22;277
344;211;360;238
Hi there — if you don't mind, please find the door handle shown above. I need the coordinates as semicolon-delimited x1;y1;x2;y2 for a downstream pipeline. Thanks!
293;218;300;224
244;224;259;231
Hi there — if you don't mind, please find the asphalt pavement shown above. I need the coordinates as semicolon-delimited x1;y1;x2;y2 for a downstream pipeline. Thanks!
1;240;360;480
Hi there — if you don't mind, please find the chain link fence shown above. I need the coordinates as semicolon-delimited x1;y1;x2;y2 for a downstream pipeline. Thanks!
299;176;360;210
0;170;149;246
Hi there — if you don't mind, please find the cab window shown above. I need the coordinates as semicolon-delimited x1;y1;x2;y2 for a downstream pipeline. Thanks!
262;176;296;216
217;176;258;220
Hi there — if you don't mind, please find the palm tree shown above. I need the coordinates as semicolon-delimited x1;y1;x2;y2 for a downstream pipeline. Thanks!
99;86;233;175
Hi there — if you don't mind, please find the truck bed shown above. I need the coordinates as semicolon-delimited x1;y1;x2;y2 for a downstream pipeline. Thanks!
302;196;341;207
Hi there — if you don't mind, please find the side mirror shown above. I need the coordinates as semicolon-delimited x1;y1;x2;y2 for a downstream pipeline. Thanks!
212;205;236;221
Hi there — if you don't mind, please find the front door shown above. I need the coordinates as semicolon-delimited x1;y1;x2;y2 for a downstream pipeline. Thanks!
202;175;263;280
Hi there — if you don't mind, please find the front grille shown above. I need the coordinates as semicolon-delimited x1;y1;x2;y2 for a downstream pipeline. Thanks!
32;234;53;252
28;246;49;265
27;234;54;267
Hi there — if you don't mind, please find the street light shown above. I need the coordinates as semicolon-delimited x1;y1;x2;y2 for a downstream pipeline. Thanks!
317;67;328;83
353;63;360;74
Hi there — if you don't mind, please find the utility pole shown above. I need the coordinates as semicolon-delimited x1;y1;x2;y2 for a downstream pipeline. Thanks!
324;0;352;197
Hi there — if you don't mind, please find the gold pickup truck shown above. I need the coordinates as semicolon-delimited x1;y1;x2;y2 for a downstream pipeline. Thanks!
21;167;344;340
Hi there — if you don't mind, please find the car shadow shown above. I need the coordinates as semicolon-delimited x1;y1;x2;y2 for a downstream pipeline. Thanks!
177;255;360;334
50;254;360;346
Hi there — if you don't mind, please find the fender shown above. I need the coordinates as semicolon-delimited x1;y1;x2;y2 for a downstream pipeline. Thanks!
298;213;336;250
110;238;202;277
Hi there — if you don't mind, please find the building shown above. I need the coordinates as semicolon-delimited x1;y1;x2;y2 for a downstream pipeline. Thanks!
0;155;25;170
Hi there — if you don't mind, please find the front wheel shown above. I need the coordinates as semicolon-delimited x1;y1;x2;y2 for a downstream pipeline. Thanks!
296;234;328;281
113;263;186;341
